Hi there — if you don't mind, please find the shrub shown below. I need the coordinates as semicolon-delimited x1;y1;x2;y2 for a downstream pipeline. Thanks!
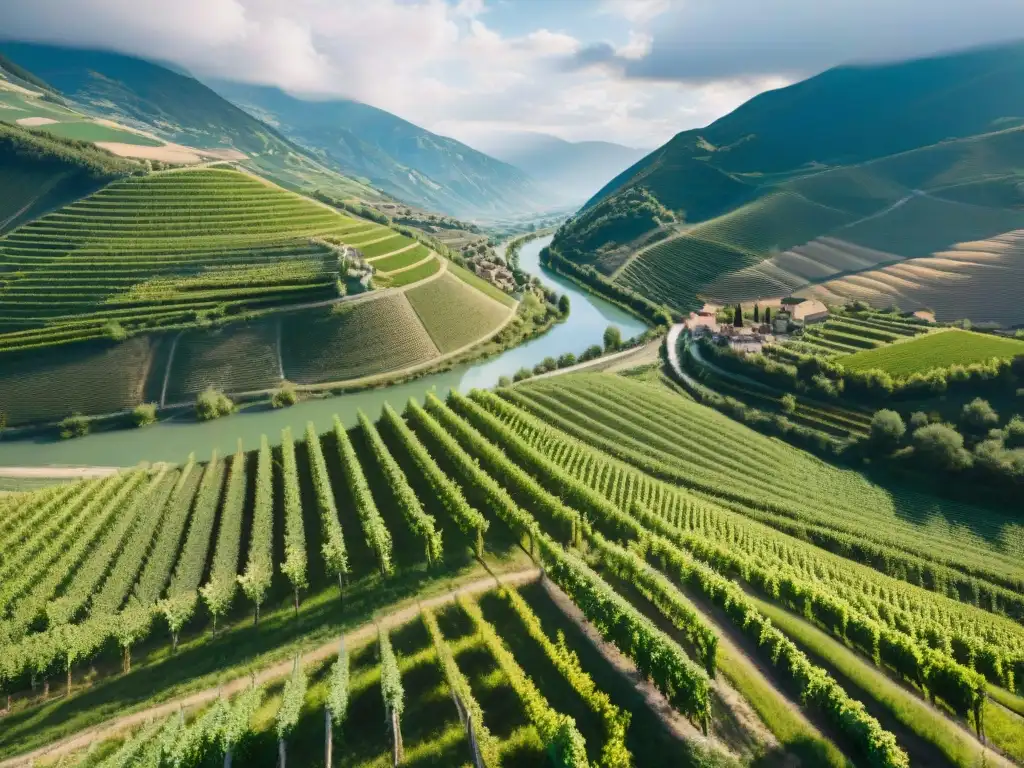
1004;415;1024;449
196;387;234;421
132;403;157;427
557;353;577;369
869;410;906;453
911;423;972;471
104;321;127;342
272;384;299;409
780;394;797;414
513;367;534;383
497;375;512;388
558;294;570;315
960;398;999;435
580;345;603;362
59;413;90;440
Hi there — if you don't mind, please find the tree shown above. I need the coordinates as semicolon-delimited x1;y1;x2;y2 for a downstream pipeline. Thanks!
558;294;570;315
753;304;760;323
132;403;157;427
780;394;797;414
869;409;906;453
513;367;534;382
497;375;512;388
733;304;743;327
1004;415;1024;449
557;353;577;369
909;411;931;431
196;388;234;421
541;356;557;372
104;320;127;342
960;398;999;435
912;424;973;471
580;344;603;362
603;325;622;352
764;307;772;324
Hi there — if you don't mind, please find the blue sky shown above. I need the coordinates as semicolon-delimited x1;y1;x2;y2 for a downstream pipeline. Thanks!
4;0;1024;149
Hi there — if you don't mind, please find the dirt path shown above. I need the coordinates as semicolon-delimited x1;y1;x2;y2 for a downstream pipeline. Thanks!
528;339;662;381
0;568;541;768
159;331;183;408
0;466;120;480
538;577;737;761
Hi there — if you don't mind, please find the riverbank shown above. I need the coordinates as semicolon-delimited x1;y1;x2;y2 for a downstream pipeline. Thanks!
0;236;648;467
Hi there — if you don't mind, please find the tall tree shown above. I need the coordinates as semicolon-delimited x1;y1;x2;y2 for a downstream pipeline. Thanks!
733;304;743;327
753;304;760;322
764;307;772;324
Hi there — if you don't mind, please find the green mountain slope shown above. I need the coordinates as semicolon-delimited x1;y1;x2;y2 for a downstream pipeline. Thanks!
552;41;1024;314
0;42;383;203
209;82;552;219
0;121;138;232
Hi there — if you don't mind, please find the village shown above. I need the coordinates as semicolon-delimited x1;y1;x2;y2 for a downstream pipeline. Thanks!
684;297;830;353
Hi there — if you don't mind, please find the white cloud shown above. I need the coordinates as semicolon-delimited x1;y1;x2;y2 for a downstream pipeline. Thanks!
599;0;673;25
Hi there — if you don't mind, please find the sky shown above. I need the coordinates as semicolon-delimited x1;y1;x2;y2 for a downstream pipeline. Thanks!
3;0;1024;150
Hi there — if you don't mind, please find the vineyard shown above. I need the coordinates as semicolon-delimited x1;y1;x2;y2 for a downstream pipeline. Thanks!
783;310;933;358
1;370;1022;767
405;273;514;354
840;328;1024;375
0;167;405;355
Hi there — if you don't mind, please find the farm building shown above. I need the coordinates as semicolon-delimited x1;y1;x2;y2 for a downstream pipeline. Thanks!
781;297;829;325
685;310;719;336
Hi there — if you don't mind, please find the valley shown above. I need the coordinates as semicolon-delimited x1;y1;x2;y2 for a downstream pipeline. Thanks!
0;20;1023;768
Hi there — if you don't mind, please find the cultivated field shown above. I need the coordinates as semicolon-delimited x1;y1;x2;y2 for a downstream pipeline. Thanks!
2;375;1021;768
783;310;932;358
281;296;440;384
798;230;1024;325
840;328;1024;375
405;272;513;354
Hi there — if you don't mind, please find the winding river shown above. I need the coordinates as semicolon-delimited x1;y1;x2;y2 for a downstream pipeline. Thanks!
0;236;647;467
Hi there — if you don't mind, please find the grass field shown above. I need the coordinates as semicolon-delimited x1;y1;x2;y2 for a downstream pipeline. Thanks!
2;373;1021;767
375;256;441;289
405;273;513;354
840;328;1024;375
34;121;164;146
447;262;518;308
371;244;430;273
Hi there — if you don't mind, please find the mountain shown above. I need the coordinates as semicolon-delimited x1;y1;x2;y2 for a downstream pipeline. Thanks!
551;40;1024;317
0;41;382;202
469;131;648;204
210;82;551;219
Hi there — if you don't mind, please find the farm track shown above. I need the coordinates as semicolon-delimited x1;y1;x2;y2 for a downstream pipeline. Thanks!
0;568;542;768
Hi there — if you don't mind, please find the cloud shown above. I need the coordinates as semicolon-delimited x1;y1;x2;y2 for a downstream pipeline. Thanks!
599;0;673;25
579;0;1024;83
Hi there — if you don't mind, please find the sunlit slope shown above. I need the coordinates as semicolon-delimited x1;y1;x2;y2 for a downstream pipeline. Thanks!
551;42;1024;315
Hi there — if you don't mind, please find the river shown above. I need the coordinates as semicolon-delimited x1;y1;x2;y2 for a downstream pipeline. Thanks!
0;236;648;467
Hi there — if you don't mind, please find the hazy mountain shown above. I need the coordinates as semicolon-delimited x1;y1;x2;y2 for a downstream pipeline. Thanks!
551;40;1024;312
0;41;384;202
210;82;552;219
469;131;648;204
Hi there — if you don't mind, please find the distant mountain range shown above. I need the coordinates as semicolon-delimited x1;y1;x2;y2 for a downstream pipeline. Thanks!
208;82;550;219
467;131;648;204
0;41;556;219
551;40;1024;322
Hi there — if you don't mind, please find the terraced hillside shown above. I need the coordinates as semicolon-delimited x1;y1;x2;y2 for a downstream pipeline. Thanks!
2;374;1023;768
0;167;368;354
782;310;933;358
551;42;1024;321
839;328;1024;376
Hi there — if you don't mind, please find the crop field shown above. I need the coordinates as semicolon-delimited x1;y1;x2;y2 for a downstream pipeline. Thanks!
0;336;161;426
840;328;1024;375
35;121;164;146
798;230;1024;326
0;167;404;354
163;321;283;403
405;273;513;354
371;244;430;273
374;255;442;288
3;374;1023;768
358;234;415;259
281;296;439;384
